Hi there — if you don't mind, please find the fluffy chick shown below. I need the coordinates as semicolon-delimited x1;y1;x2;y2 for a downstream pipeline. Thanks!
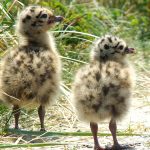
72;35;135;149
0;6;63;131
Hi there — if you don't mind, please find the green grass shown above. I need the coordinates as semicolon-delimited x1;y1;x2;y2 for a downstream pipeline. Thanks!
0;143;67;149
6;128;142;137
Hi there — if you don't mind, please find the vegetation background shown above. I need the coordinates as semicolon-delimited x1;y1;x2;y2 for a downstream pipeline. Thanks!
0;0;149;149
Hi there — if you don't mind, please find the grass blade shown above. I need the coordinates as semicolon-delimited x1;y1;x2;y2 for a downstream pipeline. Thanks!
53;30;99;38
6;128;142;137
61;56;87;64
0;143;67;148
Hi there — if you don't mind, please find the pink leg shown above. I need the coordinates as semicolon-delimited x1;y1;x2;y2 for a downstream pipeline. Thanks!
109;119;121;150
90;122;105;150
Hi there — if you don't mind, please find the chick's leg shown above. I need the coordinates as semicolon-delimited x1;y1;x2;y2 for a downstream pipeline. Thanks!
13;105;21;129
109;118;121;149
38;105;46;131
90;122;105;150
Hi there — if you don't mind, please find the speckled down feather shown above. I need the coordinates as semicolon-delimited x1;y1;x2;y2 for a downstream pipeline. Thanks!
72;35;135;123
0;6;61;109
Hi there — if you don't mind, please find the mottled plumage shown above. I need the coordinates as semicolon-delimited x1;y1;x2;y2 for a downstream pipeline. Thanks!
72;35;135;149
0;6;63;131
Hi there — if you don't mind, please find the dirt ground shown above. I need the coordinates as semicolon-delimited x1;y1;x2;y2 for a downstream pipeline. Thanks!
1;95;150;150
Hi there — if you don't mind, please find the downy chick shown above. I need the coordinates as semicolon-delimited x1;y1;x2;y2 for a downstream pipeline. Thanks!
72;35;135;149
0;5;63;131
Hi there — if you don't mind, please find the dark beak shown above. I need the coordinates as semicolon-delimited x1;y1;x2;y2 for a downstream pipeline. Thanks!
54;16;64;22
125;47;135;54
48;16;64;24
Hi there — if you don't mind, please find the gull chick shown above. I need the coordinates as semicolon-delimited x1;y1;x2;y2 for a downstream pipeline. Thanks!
72;35;135;149
0;5;63;131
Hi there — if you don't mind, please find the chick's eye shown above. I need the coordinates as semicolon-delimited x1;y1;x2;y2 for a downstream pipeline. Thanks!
40;14;47;18
118;45;123;50
104;44;109;49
